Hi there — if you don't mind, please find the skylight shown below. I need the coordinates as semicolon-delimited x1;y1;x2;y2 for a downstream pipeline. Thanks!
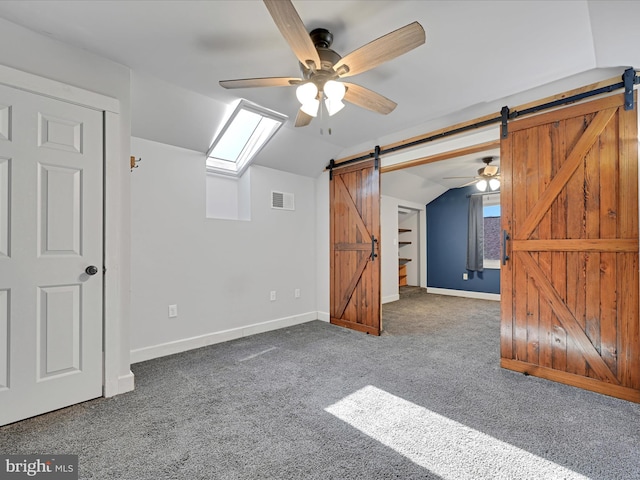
206;100;287;177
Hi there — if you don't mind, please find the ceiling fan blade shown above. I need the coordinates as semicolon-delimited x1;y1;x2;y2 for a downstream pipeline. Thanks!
459;179;479;187
219;77;301;89
343;82;397;114
442;176;478;180
294;109;313;127
263;0;321;71
334;22;425;78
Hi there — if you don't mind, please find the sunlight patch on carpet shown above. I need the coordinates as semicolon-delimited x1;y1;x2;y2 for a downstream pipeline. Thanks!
325;386;589;480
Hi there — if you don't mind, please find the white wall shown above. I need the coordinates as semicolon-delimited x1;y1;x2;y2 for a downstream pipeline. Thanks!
316;171;330;321
381;196;400;304
205;172;251;221
130;137;318;361
0;17;132;394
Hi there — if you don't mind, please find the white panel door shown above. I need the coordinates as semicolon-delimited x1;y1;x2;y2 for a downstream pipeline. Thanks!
0;83;103;425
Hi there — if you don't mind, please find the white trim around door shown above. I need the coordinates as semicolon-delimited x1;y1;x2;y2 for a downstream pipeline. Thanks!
0;63;131;401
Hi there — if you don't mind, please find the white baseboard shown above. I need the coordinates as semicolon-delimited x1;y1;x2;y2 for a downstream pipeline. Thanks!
427;287;500;301
317;311;330;322
117;371;135;394
382;294;400;304
104;370;134;397
130;312;319;364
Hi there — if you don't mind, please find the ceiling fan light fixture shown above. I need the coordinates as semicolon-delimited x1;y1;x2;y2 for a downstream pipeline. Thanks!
476;179;488;192
489;178;501;191
325;98;345;116
300;99;320;117
296;82;318;104
324;80;346;101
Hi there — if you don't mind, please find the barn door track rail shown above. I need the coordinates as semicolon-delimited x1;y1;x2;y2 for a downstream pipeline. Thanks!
501;67;640;138
328;67;639;170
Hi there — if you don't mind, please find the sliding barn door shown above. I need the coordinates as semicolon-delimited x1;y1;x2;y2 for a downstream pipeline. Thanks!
330;160;381;335
500;93;640;402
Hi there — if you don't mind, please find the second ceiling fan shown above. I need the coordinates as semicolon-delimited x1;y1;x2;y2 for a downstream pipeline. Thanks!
444;156;501;191
219;0;426;127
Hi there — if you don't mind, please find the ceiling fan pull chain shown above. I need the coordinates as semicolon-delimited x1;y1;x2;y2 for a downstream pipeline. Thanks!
320;95;326;135
322;95;334;135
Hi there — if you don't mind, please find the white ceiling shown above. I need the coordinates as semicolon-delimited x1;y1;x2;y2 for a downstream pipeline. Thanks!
0;0;638;200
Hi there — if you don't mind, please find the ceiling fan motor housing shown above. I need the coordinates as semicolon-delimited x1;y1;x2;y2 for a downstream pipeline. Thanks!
310;28;333;48
301;28;343;91
479;156;499;176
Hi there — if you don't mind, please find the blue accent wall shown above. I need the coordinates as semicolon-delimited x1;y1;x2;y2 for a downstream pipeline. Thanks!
426;186;500;294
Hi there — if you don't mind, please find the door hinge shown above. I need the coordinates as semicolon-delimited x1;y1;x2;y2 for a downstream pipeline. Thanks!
103;266;107;275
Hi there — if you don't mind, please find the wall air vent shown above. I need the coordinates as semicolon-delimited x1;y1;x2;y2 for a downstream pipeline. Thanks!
271;191;294;211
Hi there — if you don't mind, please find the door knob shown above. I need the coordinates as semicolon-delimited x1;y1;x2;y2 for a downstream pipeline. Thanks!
85;265;99;276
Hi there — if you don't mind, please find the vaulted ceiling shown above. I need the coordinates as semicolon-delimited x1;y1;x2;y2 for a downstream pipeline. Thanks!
0;1;637;194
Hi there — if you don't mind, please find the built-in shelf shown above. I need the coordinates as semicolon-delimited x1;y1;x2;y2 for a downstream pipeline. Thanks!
398;228;413;286
399;264;408;286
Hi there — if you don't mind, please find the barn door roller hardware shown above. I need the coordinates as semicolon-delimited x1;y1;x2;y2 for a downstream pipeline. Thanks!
623;67;639;110
500;107;510;139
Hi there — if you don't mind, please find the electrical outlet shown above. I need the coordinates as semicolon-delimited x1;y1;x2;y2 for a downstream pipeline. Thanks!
294;288;301;298
270;291;277;301
462;273;468;280
168;304;178;318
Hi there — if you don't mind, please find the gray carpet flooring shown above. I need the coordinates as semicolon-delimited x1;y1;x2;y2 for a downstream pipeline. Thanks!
1;291;639;479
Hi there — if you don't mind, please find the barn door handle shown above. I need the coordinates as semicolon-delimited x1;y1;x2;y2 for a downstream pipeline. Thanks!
502;230;510;265
370;235;378;261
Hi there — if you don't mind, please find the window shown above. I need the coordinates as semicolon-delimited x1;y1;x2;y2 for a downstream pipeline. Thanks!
206;100;287;177
483;194;501;269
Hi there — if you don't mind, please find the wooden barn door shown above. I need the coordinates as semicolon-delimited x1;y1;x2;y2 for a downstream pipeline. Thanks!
501;93;640;402
330;159;381;335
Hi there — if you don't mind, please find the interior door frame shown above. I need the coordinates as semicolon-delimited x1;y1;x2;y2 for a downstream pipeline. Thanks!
0;63;129;398
378;135;501;300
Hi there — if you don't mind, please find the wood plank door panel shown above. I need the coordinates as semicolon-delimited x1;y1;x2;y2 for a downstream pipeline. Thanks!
330;160;381;335
501;93;640;402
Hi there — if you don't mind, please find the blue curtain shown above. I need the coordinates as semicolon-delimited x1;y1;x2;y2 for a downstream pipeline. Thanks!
466;195;484;271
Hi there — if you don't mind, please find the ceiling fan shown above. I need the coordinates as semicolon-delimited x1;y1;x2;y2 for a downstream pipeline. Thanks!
444;156;501;191
219;0;426;127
